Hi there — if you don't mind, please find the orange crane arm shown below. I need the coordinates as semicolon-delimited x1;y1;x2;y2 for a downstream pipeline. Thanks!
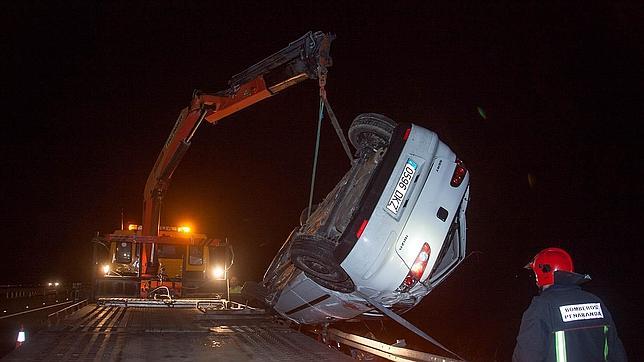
142;31;334;237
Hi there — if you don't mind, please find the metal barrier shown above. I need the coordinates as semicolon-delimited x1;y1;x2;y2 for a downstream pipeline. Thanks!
47;299;89;326
97;297;264;314
0;283;90;302
0;300;74;321
0;286;48;300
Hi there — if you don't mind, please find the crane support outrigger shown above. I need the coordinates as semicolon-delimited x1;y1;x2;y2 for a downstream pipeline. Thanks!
140;31;334;275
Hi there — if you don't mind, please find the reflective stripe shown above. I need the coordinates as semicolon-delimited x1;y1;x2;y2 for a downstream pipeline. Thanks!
555;325;610;361
604;325;609;361
555;331;567;362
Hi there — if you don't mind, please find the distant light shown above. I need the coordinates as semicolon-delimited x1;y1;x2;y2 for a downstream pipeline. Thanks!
48;282;53;287
477;106;487;120
17;331;26;343
54;282;60;287
528;173;536;189
3;310;6;313
25;306;28;309
102;264;110;275
178;226;191;233
128;224;139;231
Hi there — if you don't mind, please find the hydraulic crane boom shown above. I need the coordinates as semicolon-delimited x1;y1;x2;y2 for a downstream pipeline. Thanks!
140;31;333;272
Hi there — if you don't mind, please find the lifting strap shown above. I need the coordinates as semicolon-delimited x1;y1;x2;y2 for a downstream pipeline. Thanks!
357;291;465;361
321;92;354;162
307;99;325;220
306;62;354;219
316;52;353;163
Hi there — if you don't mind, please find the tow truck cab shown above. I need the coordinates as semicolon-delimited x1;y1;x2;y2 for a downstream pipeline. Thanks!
93;225;230;299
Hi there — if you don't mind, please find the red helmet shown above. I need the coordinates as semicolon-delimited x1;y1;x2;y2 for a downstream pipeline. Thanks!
525;247;574;287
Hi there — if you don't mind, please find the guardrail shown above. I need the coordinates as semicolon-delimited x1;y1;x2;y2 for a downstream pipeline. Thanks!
1;283;90;301
1;286;50;300
47;299;88;326
0;300;74;321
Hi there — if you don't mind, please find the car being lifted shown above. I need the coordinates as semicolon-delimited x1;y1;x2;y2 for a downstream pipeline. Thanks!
261;113;470;324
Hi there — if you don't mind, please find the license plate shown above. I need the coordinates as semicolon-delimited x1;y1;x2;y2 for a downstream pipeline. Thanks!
386;158;418;215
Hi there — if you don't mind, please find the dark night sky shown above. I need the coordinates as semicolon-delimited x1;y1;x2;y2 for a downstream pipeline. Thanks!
2;2;643;360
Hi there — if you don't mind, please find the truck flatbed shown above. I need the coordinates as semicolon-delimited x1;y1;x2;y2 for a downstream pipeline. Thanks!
5;303;353;361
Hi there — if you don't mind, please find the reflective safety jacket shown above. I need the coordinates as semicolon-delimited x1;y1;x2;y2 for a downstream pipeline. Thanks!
513;271;627;362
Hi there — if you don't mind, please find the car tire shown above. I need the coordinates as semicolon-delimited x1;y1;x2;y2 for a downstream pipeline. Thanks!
290;234;355;293
348;113;397;150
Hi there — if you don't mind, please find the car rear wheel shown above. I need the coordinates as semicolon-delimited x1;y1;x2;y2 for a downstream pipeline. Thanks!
348;113;397;150
290;234;355;293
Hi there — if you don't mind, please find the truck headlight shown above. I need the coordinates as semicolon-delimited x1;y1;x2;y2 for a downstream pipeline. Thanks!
211;266;225;280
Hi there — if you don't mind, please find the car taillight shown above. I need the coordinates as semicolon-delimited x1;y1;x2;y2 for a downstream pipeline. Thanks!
403;127;411;140
396;242;431;293
356;219;369;238
450;159;467;187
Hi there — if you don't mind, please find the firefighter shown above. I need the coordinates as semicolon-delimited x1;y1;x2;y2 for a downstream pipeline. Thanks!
513;247;627;361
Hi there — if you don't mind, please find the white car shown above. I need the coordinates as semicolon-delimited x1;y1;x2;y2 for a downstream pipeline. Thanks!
261;113;470;324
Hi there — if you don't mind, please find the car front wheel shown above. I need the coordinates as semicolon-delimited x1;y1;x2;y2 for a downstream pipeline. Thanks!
348;113;397;150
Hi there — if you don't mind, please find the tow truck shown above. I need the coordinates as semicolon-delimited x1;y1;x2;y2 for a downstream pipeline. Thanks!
90;30;335;300
92;224;232;299
6;31;466;361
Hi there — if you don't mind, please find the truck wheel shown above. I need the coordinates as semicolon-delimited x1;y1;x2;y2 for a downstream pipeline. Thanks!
290;234;353;288
348;113;397;150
